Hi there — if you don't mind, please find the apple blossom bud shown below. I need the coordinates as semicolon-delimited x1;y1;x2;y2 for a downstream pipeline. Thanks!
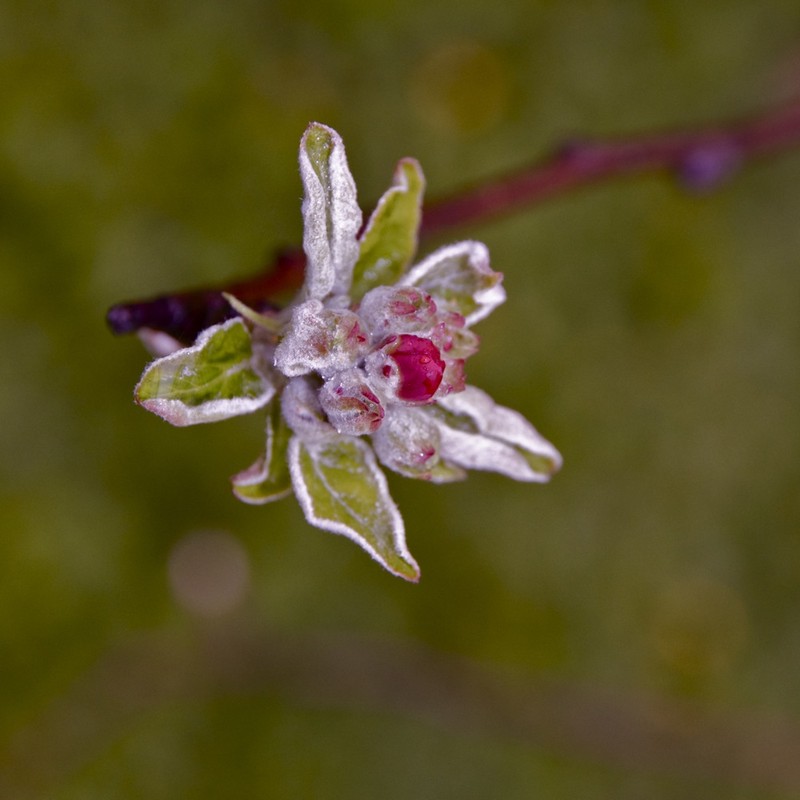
358;286;438;340
319;369;385;435
281;376;337;442
374;334;445;403
372;407;441;479
429;312;479;360
274;300;369;377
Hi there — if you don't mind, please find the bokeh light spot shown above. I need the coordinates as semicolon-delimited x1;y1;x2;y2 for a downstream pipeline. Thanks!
168;530;250;618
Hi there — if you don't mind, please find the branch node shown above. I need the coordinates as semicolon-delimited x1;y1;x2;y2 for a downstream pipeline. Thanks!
677;139;742;193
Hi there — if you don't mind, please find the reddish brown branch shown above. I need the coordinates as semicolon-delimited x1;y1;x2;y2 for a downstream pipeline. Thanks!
421;98;800;233
107;99;800;343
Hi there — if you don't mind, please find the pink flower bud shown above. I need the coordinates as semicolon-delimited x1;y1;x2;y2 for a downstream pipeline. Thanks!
429;312;479;360
274;300;369;378
372;407;441;479
358;286;438;339
437;358;466;396
319;369;385;435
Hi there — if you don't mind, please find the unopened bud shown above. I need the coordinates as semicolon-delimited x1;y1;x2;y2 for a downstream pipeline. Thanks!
319;369;385;435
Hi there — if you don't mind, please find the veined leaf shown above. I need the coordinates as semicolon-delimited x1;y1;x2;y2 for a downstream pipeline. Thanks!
401;240;505;326
289;436;420;581
232;401;292;504
433;386;562;481
351;158;425;302
300;122;362;300
135;319;274;426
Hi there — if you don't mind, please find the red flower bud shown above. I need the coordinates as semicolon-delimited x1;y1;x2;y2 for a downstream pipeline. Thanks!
382;334;445;403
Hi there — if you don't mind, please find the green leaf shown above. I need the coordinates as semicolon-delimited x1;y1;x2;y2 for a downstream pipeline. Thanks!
434;386;562;481
231;401;292;504
300;122;362;300
350;158;425;302
289;436;420;581
401;240;505;325
135;319;275;426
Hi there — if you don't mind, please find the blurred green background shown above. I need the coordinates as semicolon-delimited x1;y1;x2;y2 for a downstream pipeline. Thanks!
3;0;800;797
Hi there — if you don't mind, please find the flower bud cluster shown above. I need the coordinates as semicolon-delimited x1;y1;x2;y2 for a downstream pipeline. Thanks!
132;122;561;581
275;285;478;441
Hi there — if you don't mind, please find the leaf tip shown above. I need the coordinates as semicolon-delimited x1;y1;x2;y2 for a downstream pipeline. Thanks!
135;396;191;427
395;560;421;583
301;121;337;165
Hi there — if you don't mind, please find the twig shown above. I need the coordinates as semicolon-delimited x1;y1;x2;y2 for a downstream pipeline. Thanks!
420;98;800;234
106;99;800;343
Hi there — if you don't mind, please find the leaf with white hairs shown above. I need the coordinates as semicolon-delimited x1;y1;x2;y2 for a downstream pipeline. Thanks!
299;122;362;300
289;436;420;581
135;319;275;426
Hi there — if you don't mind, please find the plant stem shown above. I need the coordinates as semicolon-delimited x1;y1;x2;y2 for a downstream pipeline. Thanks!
421;98;800;233
107;99;800;342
